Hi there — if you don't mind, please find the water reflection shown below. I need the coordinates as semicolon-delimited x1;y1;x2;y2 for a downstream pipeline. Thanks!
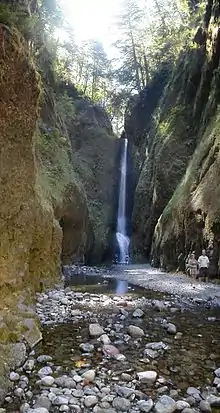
65;273;130;296
116;279;128;295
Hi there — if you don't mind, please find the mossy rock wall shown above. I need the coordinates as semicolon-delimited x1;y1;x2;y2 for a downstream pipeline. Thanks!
0;29;62;287
131;2;220;273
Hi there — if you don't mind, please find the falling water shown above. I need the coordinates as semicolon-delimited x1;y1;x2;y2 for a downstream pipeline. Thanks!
116;138;130;264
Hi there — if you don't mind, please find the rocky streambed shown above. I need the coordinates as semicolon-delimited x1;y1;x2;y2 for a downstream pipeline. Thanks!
2;266;220;413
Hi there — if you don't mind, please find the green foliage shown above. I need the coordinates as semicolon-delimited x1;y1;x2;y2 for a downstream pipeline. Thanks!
55;92;76;127
0;2;37;37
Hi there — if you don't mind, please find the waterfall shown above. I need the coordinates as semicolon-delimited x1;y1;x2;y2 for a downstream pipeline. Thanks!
116;138;130;264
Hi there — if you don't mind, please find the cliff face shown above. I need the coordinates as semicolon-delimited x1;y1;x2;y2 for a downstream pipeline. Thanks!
0;14;116;397
131;0;220;274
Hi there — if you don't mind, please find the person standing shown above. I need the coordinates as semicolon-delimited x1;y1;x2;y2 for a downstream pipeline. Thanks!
186;252;198;278
197;249;209;281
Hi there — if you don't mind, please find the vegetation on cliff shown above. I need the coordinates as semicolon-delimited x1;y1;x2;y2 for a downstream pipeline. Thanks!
130;0;220;276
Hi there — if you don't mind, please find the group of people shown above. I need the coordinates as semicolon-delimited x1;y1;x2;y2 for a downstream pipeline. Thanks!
178;249;210;280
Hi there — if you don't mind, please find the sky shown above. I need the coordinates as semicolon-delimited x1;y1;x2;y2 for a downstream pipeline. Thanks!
58;0;123;57
58;0;148;58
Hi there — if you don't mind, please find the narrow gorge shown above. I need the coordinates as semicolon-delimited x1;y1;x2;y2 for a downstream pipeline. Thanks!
0;0;220;410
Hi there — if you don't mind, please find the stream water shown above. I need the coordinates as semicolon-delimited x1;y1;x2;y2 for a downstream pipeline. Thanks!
4;269;220;413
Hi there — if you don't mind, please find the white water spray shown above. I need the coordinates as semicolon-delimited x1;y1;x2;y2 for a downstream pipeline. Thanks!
116;138;130;264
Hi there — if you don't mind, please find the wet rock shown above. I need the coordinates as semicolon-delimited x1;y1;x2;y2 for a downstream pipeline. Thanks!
115;385;135;398
23;359;35;371
37;355;52;363
52;396;69;406
137;371;157;385
133;309;144;318
9;371;20;381
214;368;220;378
34;395;51;410
137;399;154;412
103;344;120;356
199;400;212;413
100;334;111;344
84;396;98;407
186;387;200;396
166;324;177;335
82;369;96;382
89;323;104;337
41;376;55;386
112;397;131;411
79;343;95;352
155;395;176;413
175;401;190;411
128;325;145;338
38;366;53;378
206;395;220;406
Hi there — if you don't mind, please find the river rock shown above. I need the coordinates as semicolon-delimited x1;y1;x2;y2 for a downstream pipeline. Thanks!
133;309;144;318
37;355;53;363
144;349;158;359
115;385;135;398
23;359;35;371
138;399;154;413
113;397;131;411
34;395;51;410
206;395;220;406
186;387;200;396
121;373;132;382
29;409;49;413
55;376;75;388
137;371;157;385
146;342;169;351
52;396;69;406
103;344;120;356
155;396;176;413
38;366;53;378
60;406;69;412
9;371;20;381
167;324;177;335
82;369;96;382
20;403;30;412
84;396;98;407
214;368;220;378
175;401;190;411
214;377;220;386
79;343;95;352
100;334;111;344
89;323;104;337
182;409;196;413
41;376;55;386
153;301;167;312
128;325;145;337
199;401;212;413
